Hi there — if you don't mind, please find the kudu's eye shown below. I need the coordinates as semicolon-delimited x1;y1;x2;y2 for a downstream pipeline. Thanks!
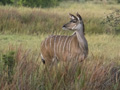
70;20;76;23
72;21;76;23
72;20;77;23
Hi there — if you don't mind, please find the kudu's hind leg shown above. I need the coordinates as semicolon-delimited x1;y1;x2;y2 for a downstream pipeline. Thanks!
41;58;45;64
41;53;45;64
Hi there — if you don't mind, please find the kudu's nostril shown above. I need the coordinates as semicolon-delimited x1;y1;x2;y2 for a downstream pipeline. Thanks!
62;25;66;28
62;25;66;30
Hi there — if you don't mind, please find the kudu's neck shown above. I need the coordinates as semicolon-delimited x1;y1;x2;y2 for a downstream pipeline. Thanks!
75;23;88;55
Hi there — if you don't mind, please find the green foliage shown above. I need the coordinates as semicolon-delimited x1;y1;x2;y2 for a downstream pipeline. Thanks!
117;0;120;3
17;0;41;7
2;51;15;84
39;0;59;8
0;2;120;90
0;6;105;35
0;0;59;7
0;47;120;89
116;0;120;3
0;0;13;5
102;10;120;34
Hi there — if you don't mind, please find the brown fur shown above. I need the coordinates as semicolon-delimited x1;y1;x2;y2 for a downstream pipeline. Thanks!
41;13;88;64
41;34;85;64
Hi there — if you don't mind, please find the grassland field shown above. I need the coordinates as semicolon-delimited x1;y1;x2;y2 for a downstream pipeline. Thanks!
0;2;120;90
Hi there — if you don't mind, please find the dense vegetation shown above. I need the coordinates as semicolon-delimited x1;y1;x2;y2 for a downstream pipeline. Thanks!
0;0;120;7
0;2;120;90
0;0;59;7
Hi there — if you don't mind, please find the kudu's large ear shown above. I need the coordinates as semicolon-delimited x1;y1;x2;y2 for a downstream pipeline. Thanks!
76;12;82;21
69;13;77;20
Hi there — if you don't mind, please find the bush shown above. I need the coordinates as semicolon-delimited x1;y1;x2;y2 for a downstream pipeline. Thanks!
0;0;59;7
0;0;13;5
102;9;120;34
117;0;120;3
2;51;15;84
39;0;59;8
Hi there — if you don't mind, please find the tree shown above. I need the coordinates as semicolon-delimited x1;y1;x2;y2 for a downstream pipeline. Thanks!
117;0;120;3
0;0;59;7
0;0;13;5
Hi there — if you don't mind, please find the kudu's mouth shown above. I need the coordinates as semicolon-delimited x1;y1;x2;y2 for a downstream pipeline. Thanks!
62;26;75;31
62;27;67;30
62;25;68;30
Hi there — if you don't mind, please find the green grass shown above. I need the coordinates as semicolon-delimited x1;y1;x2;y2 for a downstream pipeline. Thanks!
0;2;120;90
0;34;120;61
0;2;119;35
0;34;44;51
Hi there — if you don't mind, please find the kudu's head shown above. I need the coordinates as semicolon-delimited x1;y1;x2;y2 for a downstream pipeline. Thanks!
62;13;85;34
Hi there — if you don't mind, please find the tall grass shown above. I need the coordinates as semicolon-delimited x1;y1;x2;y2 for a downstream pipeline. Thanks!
0;2;120;90
0;46;120;90
0;3;120;35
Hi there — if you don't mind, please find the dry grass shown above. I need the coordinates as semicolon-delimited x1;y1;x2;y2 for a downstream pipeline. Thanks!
0;35;119;90
0;46;120;90
1;3;120;35
0;2;120;90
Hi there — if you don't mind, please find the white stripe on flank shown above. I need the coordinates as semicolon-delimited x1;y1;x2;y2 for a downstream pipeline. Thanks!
69;36;74;53
57;36;62;53
45;37;49;49
62;36;69;53
66;36;71;51
50;35;53;48
54;36;57;56
59;36;64;53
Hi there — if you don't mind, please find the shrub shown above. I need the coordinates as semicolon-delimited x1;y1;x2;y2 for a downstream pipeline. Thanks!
39;0;59;8
101;9;120;34
117;0;120;3
0;0;59;7
2;51;15;84
0;0;13;5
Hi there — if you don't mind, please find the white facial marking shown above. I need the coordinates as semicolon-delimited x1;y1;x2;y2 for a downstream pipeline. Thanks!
62;27;68;30
70;16;75;20
77;17;80;20
72;24;76;30
75;23;82;30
